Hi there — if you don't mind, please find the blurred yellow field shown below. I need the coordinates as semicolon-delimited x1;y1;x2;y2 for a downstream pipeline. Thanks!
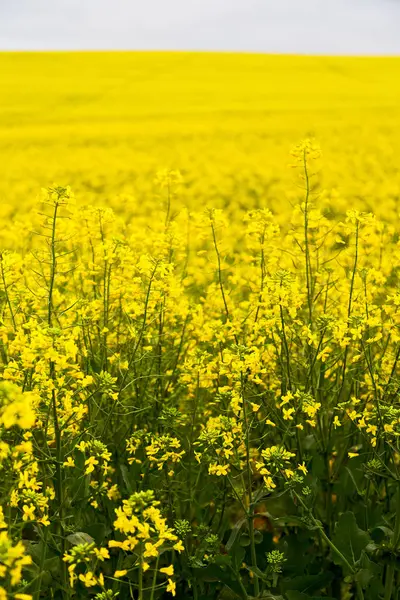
1;52;400;221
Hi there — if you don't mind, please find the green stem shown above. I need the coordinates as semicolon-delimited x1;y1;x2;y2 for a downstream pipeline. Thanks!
339;221;359;400
138;556;144;600
149;556;160;600
47;198;68;598
48;201;59;328
0;253;17;331
248;517;259;597
303;150;313;324
34;527;49;600
52;369;68;596
293;490;355;574
384;487;400;600
356;581;365;600
241;374;259;597
210;215;238;346
384;566;395;600
279;301;292;391
228;565;248;600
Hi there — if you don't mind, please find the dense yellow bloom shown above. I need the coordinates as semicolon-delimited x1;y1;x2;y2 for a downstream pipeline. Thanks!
0;531;32;590
22;504;35;522
144;542;159;558
297;463;308;475
0;383;36;430
166;578;176;596
114;569;127;578
0;51;399;599
208;463;230;476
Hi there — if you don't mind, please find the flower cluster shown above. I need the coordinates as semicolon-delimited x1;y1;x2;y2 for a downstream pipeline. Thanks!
0;124;399;600
109;491;183;596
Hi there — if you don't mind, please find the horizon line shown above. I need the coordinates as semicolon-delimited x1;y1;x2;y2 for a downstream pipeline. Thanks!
1;48;400;58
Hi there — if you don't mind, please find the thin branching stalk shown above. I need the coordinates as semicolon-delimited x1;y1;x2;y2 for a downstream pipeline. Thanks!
241;372;260;597
0;253;17;331
47;196;69;599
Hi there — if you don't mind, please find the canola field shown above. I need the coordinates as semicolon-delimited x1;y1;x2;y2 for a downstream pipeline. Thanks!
0;52;400;600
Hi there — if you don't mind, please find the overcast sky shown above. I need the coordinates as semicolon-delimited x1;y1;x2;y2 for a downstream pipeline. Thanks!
1;0;400;54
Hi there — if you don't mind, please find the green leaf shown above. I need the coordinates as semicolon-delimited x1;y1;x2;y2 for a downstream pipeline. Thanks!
254;530;263;544
245;564;270;583
226;517;246;551
344;466;363;496
232;544;246;572
218;588;242;600
66;531;95;546
214;554;232;567
370;525;393;544
269;514;305;528
332;511;371;568
41;556;62;580
278;531;312;574
119;463;134;495
285;592;335;600
84;522;110;545
194;564;246;599
25;541;46;565
355;551;381;588
281;572;334;593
